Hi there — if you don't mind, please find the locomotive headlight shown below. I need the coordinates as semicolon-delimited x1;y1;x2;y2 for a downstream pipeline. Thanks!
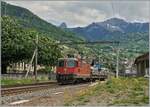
64;68;67;73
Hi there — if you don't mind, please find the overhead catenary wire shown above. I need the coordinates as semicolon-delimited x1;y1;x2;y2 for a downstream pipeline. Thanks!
111;0;115;17
111;0;120;17
117;1;120;17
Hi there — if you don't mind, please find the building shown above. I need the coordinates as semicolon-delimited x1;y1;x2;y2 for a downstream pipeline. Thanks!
134;52;149;76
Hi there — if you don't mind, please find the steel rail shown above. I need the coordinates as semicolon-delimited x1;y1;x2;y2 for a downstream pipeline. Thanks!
1;81;58;96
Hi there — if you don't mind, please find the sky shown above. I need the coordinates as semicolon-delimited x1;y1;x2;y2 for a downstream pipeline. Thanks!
5;0;150;28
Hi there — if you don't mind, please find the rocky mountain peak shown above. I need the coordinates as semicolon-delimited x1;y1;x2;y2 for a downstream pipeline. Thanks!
59;22;67;28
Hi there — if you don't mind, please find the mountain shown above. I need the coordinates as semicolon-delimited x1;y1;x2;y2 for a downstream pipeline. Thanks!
59;22;67;28
1;2;84;42
70;18;149;41
101;18;149;33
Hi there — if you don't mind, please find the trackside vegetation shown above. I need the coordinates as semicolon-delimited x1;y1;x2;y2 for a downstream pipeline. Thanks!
1;77;49;86
64;77;149;106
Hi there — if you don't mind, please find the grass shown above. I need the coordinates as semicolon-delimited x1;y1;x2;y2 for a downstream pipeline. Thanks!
1;76;49;86
64;77;149;106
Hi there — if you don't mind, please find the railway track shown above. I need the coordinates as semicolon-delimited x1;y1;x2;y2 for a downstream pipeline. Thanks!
1;81;58;96
1;79;106;97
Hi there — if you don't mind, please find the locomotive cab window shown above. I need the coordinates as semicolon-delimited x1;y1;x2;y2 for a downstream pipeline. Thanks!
58;60;64;67
67;60;77;67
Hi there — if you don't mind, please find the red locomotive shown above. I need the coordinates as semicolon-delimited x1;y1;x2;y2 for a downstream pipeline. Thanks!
56;55;108;84
56;57;91;84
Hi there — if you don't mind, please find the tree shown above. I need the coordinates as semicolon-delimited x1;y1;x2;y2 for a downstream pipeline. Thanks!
1;16;62;73
2;16;34;73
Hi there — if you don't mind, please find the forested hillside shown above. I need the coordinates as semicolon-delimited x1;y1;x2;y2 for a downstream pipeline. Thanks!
1;1;87;74
1;2;84;42
1;16;63;74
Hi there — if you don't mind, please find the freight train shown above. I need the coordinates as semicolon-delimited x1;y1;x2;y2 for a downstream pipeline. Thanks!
56;56;108;84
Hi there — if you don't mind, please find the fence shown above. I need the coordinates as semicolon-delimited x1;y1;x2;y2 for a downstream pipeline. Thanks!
1;72;56;80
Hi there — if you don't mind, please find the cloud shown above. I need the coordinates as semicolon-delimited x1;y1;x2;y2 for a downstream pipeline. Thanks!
5;0;149;27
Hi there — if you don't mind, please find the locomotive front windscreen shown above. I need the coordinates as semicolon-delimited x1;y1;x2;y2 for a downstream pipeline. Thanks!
58;60;64;67
66;60;77;67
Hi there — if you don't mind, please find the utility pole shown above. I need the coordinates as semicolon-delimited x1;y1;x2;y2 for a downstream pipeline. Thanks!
25;50;36;78
116;48;119;78
34;34;38;80
109;46;119;78
26;34;38;78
